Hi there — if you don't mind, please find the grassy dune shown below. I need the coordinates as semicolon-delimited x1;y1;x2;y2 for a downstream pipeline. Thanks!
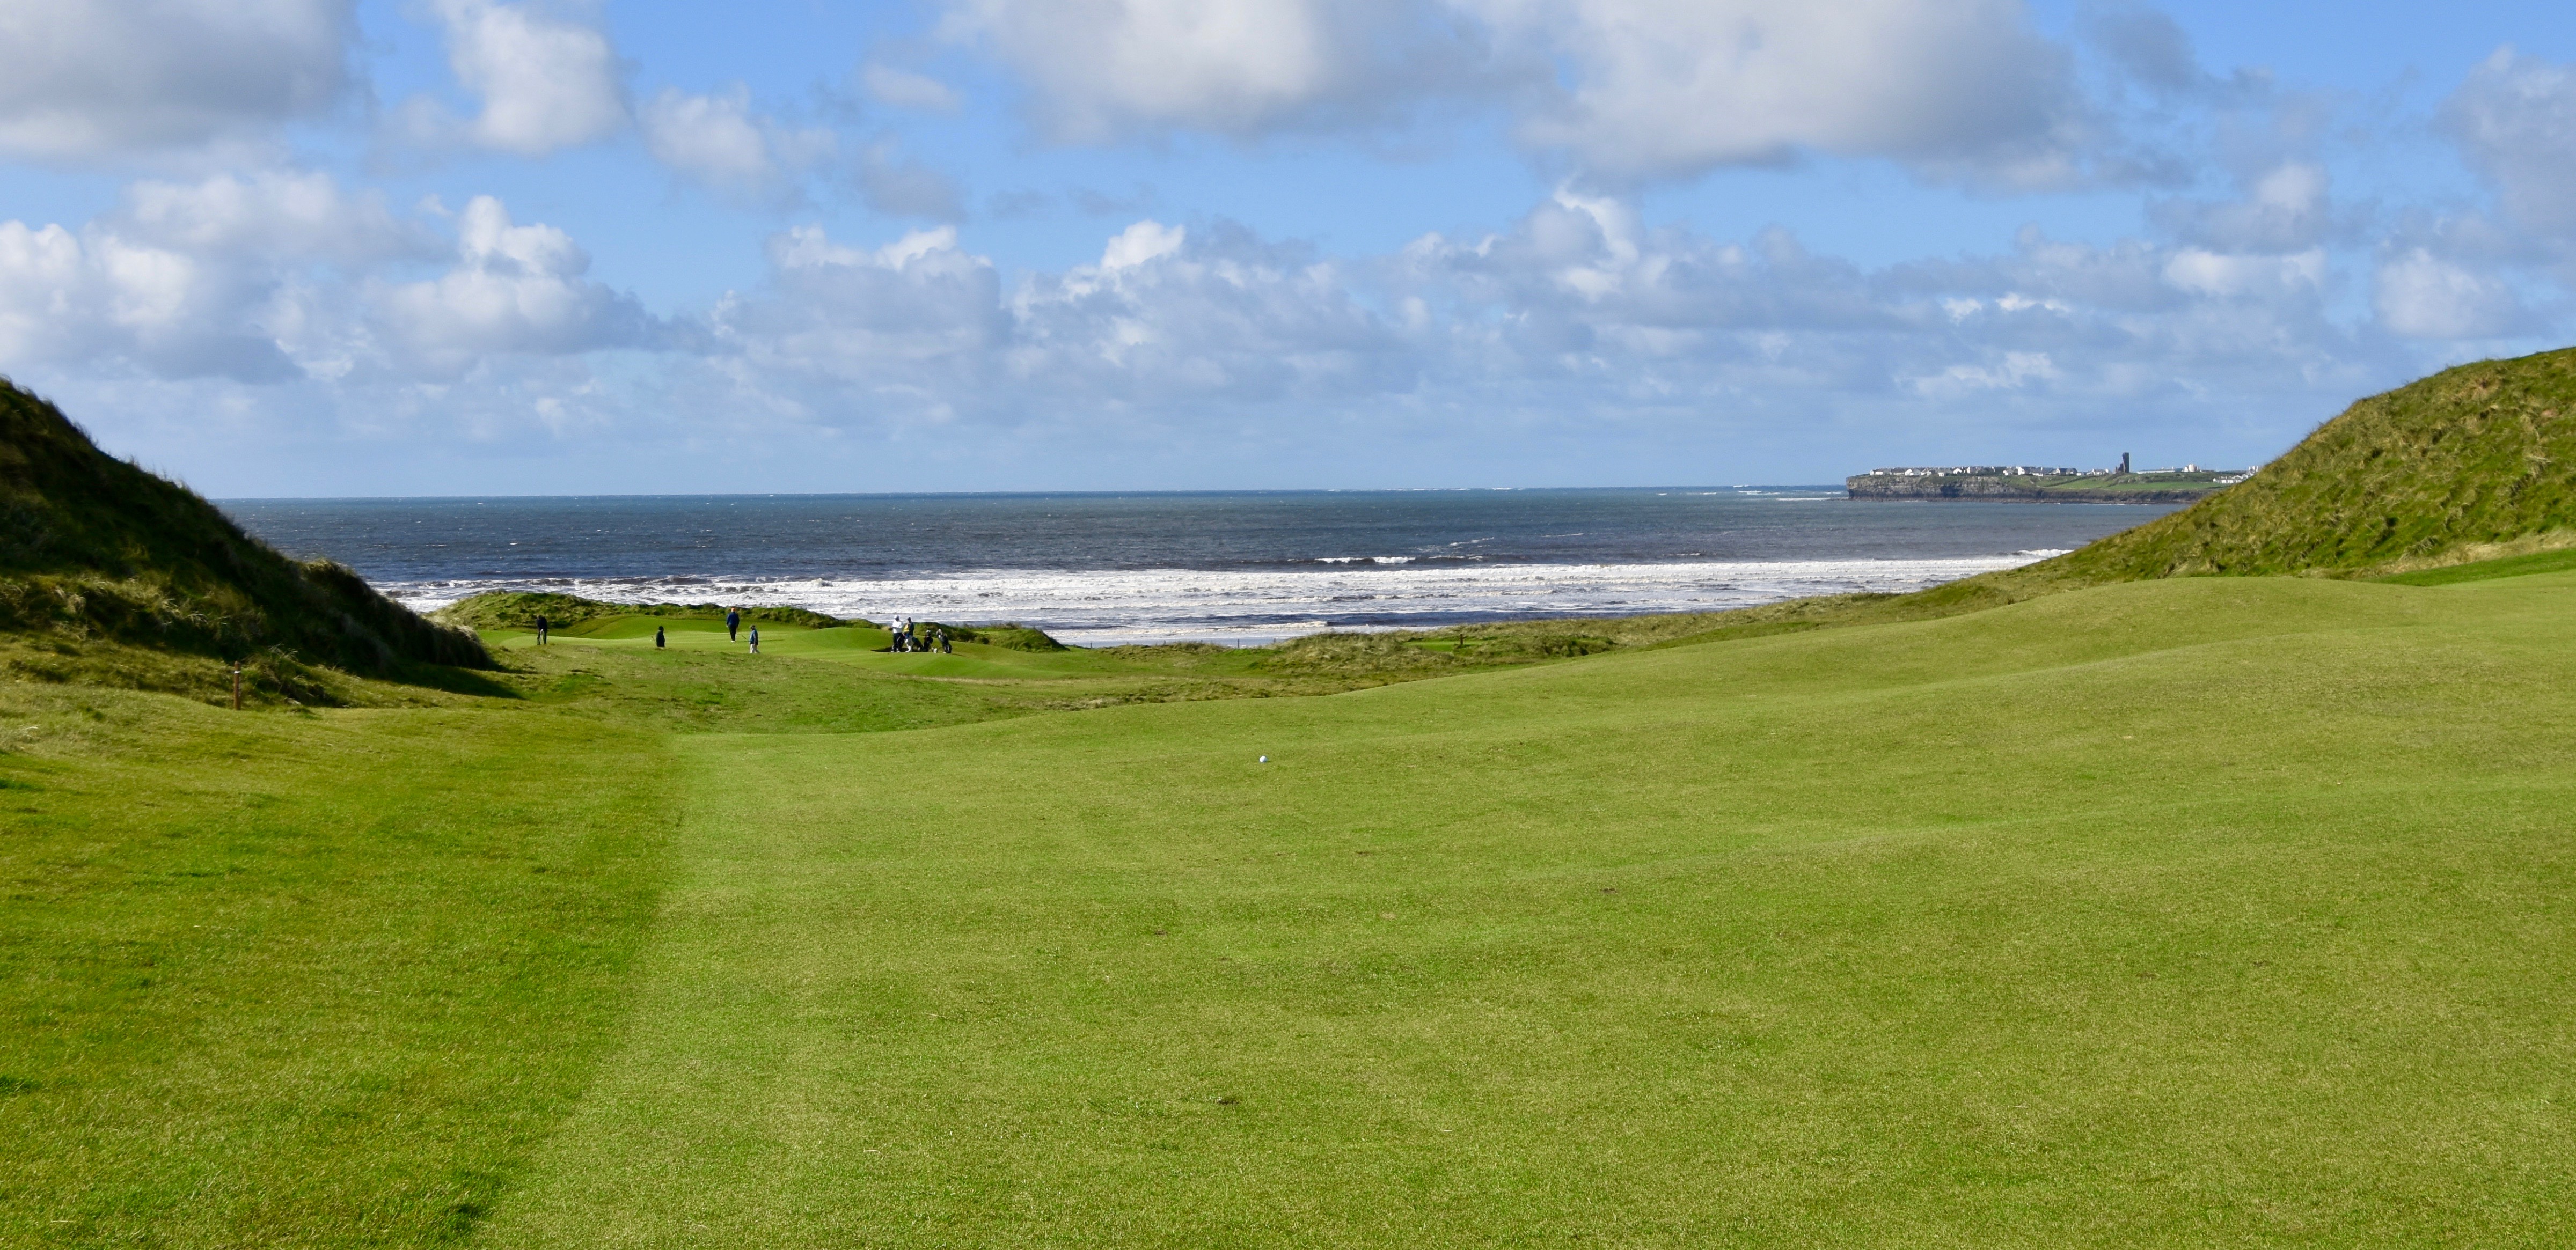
8;562;2573;1246
0;381;487;683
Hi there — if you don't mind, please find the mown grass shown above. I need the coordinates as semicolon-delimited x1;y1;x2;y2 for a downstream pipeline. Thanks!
7;568;2573;1246
0;685;673;1246
466;572;2576;1247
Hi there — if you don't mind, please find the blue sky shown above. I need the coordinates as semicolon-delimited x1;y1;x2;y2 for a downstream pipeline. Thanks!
2;1;2572;496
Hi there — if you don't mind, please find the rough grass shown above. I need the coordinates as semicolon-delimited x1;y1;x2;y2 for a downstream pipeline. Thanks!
2374;544;2576;585
2017;345;2576;582
0;382;487;677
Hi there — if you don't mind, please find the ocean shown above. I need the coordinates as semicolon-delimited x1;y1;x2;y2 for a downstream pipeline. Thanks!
218;489;2178;645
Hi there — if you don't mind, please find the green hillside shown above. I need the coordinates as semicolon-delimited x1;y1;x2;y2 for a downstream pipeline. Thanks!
2037;346;2576;581
1695;346;2576;634
0;380;488;698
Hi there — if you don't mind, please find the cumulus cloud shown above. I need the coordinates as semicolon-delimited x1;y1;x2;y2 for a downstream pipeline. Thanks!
374;196;658;376
709;215;1410;418
2153;162;2334;253
640;85;836;200
397;0;629;155
944;0;1491;142
0;0;355;160
0;171;447;382
2374;248;2523;340
2161;247;2325;300
118;170;434;265
0;218;297;380
677;184;2410;450
2442;48;2576;239
1474;0;2083;185
945;0;2082;185
0;178;657;386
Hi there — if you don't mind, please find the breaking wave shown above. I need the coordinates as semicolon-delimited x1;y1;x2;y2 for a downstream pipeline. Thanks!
386;553;2062;646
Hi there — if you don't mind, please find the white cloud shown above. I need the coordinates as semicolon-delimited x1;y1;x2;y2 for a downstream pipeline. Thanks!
0;0;355;160
2374;248;2522;340
0;219;296;381
1472;0;2082;184
0;179;658;386
862;64;963;113
118;170;431;265
2154;162;2333;253
684;186;2399;447
640;85;836;200
944;0;1481;142
1100;220;1187;270
2161;247;2325;299
2442;48;2576;239
0;170;438;382
712;224;1001;409
374;196;656;375
945;0;2080;185
0;177;2524;486
1911;351;2058;396
641;87;771;186
400;0;628;155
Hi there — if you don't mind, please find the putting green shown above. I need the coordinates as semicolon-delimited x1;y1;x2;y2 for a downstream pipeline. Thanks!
482;617;1122;679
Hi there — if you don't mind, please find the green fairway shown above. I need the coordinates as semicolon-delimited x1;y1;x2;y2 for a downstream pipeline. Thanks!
8;572;2575;1245
0;688;674;1245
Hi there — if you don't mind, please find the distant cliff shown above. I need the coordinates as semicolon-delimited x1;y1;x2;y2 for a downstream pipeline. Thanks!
1847;470;2241;505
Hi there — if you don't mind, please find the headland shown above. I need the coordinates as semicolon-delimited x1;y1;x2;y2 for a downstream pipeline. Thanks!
1848;454;2249;503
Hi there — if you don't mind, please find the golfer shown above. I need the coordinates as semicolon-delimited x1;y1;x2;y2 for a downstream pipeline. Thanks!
748;626;761;655
726;608;741;642
535;614;548;645
654;625;666;649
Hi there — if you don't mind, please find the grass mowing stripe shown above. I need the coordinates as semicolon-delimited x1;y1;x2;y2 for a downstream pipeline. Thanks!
0;689;679;1247
479;575;2575;1247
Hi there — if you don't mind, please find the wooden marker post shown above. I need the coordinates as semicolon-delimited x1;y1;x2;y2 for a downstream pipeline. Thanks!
232;663;242;711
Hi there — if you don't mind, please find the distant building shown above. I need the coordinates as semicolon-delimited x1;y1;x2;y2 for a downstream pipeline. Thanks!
1860;454;2242;481
1864;465;2081;477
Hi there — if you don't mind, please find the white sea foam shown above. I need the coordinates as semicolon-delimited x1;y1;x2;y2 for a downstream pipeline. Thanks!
387;553;2060;645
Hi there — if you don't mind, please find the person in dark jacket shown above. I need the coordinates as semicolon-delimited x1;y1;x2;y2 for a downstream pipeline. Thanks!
655;625;666;649
535;614;548;645
726;608;741;641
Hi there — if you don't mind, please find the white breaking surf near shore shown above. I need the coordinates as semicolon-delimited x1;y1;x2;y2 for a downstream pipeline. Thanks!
389;553;2065;645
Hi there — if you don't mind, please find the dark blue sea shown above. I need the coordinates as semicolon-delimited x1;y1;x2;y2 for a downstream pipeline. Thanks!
219;489;2177;644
